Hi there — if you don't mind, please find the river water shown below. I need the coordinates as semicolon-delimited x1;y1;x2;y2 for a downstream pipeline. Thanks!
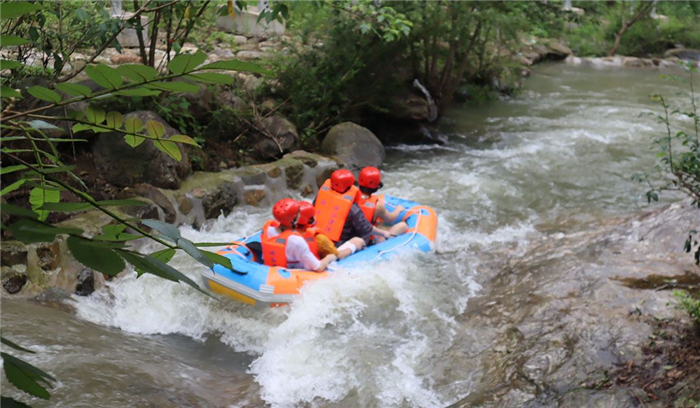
2;63;697;407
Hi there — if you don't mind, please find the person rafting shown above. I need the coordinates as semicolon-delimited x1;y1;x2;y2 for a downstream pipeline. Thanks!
356;166;409;243
314;169;372;253
296;200;365;260
260;198;337;272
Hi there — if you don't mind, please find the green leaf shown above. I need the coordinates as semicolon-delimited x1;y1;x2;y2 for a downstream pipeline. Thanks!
141;219;181;242
145;120;165;139
29;187;60;221
1;337;35;354
0;34;31;46
124;117;143;134
118;252;207;295
94;224;142;242
72;123;98;133
200;59;272;76
2;352;54;400
116;64;158;82
54;82;92;97
115;88;161;97
0;203;37;219
124;117;145;147
0;179;26;195
193;242;237;247
146;81;200;93
177;237;212;267
202;250;233;270
169;134;199;146
66;236;126;276
27;120;62;132
39;199;147;212
1;85;23;98
151;248;176;263
85;64;123;89
0;164;27;175
1;396;32;408
105;111;124;129
0;2;41;20
168;51;207;74
185;73;234;85
154;139;181;161
27;86;61;103
20;165;75;177
0;59;22;69
85;106;106;124
8;219;82;244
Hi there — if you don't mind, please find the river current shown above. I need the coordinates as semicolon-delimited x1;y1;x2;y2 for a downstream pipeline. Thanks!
2;63;696;407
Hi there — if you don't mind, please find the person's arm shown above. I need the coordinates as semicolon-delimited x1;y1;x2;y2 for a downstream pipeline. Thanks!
350;204;373;244
377;200;405;224
314;254;337;272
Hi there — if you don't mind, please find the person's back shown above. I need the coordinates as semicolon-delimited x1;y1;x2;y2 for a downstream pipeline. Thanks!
356;166;409;243
314;169;371;252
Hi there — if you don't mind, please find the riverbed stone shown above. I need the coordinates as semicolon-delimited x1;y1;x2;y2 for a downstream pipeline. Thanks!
75;268;95;296
3;273;28;294
284;160;305;190
177;194;193;215
202;182;238;219
316;165;339;188
384;89;433;122
321;122;385;171
117;183;177;223
301;185;315;197
93;111;191;189
243;188;266;206
1;241;28;266
266;166;282;178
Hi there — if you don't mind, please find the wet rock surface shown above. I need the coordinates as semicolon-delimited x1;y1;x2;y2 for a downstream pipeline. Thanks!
450;202;700;407
321;122;385;171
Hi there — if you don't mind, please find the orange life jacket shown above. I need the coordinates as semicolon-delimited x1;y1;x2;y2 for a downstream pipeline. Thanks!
261;220;296;267
300;227;320;258
314;180;359;242
356;194;379;224
261;221;321;267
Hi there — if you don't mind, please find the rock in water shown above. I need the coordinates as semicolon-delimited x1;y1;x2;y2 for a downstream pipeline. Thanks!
321;122;385;171
92;111;191;189
75;269;95;296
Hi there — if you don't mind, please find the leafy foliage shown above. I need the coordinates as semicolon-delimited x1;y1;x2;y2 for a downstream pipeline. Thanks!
633;63;700;264
673;290;700;326
0;2;267;404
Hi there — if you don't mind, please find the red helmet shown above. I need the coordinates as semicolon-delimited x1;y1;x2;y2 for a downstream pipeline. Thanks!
359;167;382;189
297;201;316;227
272;198;299;228
330;169;355;193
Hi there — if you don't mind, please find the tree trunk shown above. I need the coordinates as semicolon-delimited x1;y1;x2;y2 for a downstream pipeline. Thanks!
133;0;148;64
608;0;654;56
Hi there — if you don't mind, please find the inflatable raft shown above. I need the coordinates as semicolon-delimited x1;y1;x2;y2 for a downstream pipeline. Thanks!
200;196;437;307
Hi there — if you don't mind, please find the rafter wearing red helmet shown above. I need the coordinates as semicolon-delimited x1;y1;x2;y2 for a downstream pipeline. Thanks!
260;198;337;272
357;167;409;244
297;201;363;261
313;169;372;255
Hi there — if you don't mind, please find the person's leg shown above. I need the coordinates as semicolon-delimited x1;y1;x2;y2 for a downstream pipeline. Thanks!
388;222;408;237
337;237;366;259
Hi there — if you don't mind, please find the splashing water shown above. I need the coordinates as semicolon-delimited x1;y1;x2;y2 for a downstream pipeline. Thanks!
4;63;696;407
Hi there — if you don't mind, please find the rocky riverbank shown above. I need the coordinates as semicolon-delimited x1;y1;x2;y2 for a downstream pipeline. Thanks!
451;201;700;407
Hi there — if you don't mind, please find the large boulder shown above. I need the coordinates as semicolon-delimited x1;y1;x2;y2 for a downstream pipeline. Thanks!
321;122;385;171
663;48;700;61
384;89;435;122
92;111;191;189
254;115;300;159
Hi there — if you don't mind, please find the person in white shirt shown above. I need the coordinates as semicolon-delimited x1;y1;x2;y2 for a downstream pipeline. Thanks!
261;198;337;272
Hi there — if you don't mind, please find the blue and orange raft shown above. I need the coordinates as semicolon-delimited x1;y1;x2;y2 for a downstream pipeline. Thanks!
200;196;437;307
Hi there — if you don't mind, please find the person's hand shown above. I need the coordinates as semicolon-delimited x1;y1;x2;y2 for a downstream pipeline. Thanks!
396;205;405;213
383;230;392;239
